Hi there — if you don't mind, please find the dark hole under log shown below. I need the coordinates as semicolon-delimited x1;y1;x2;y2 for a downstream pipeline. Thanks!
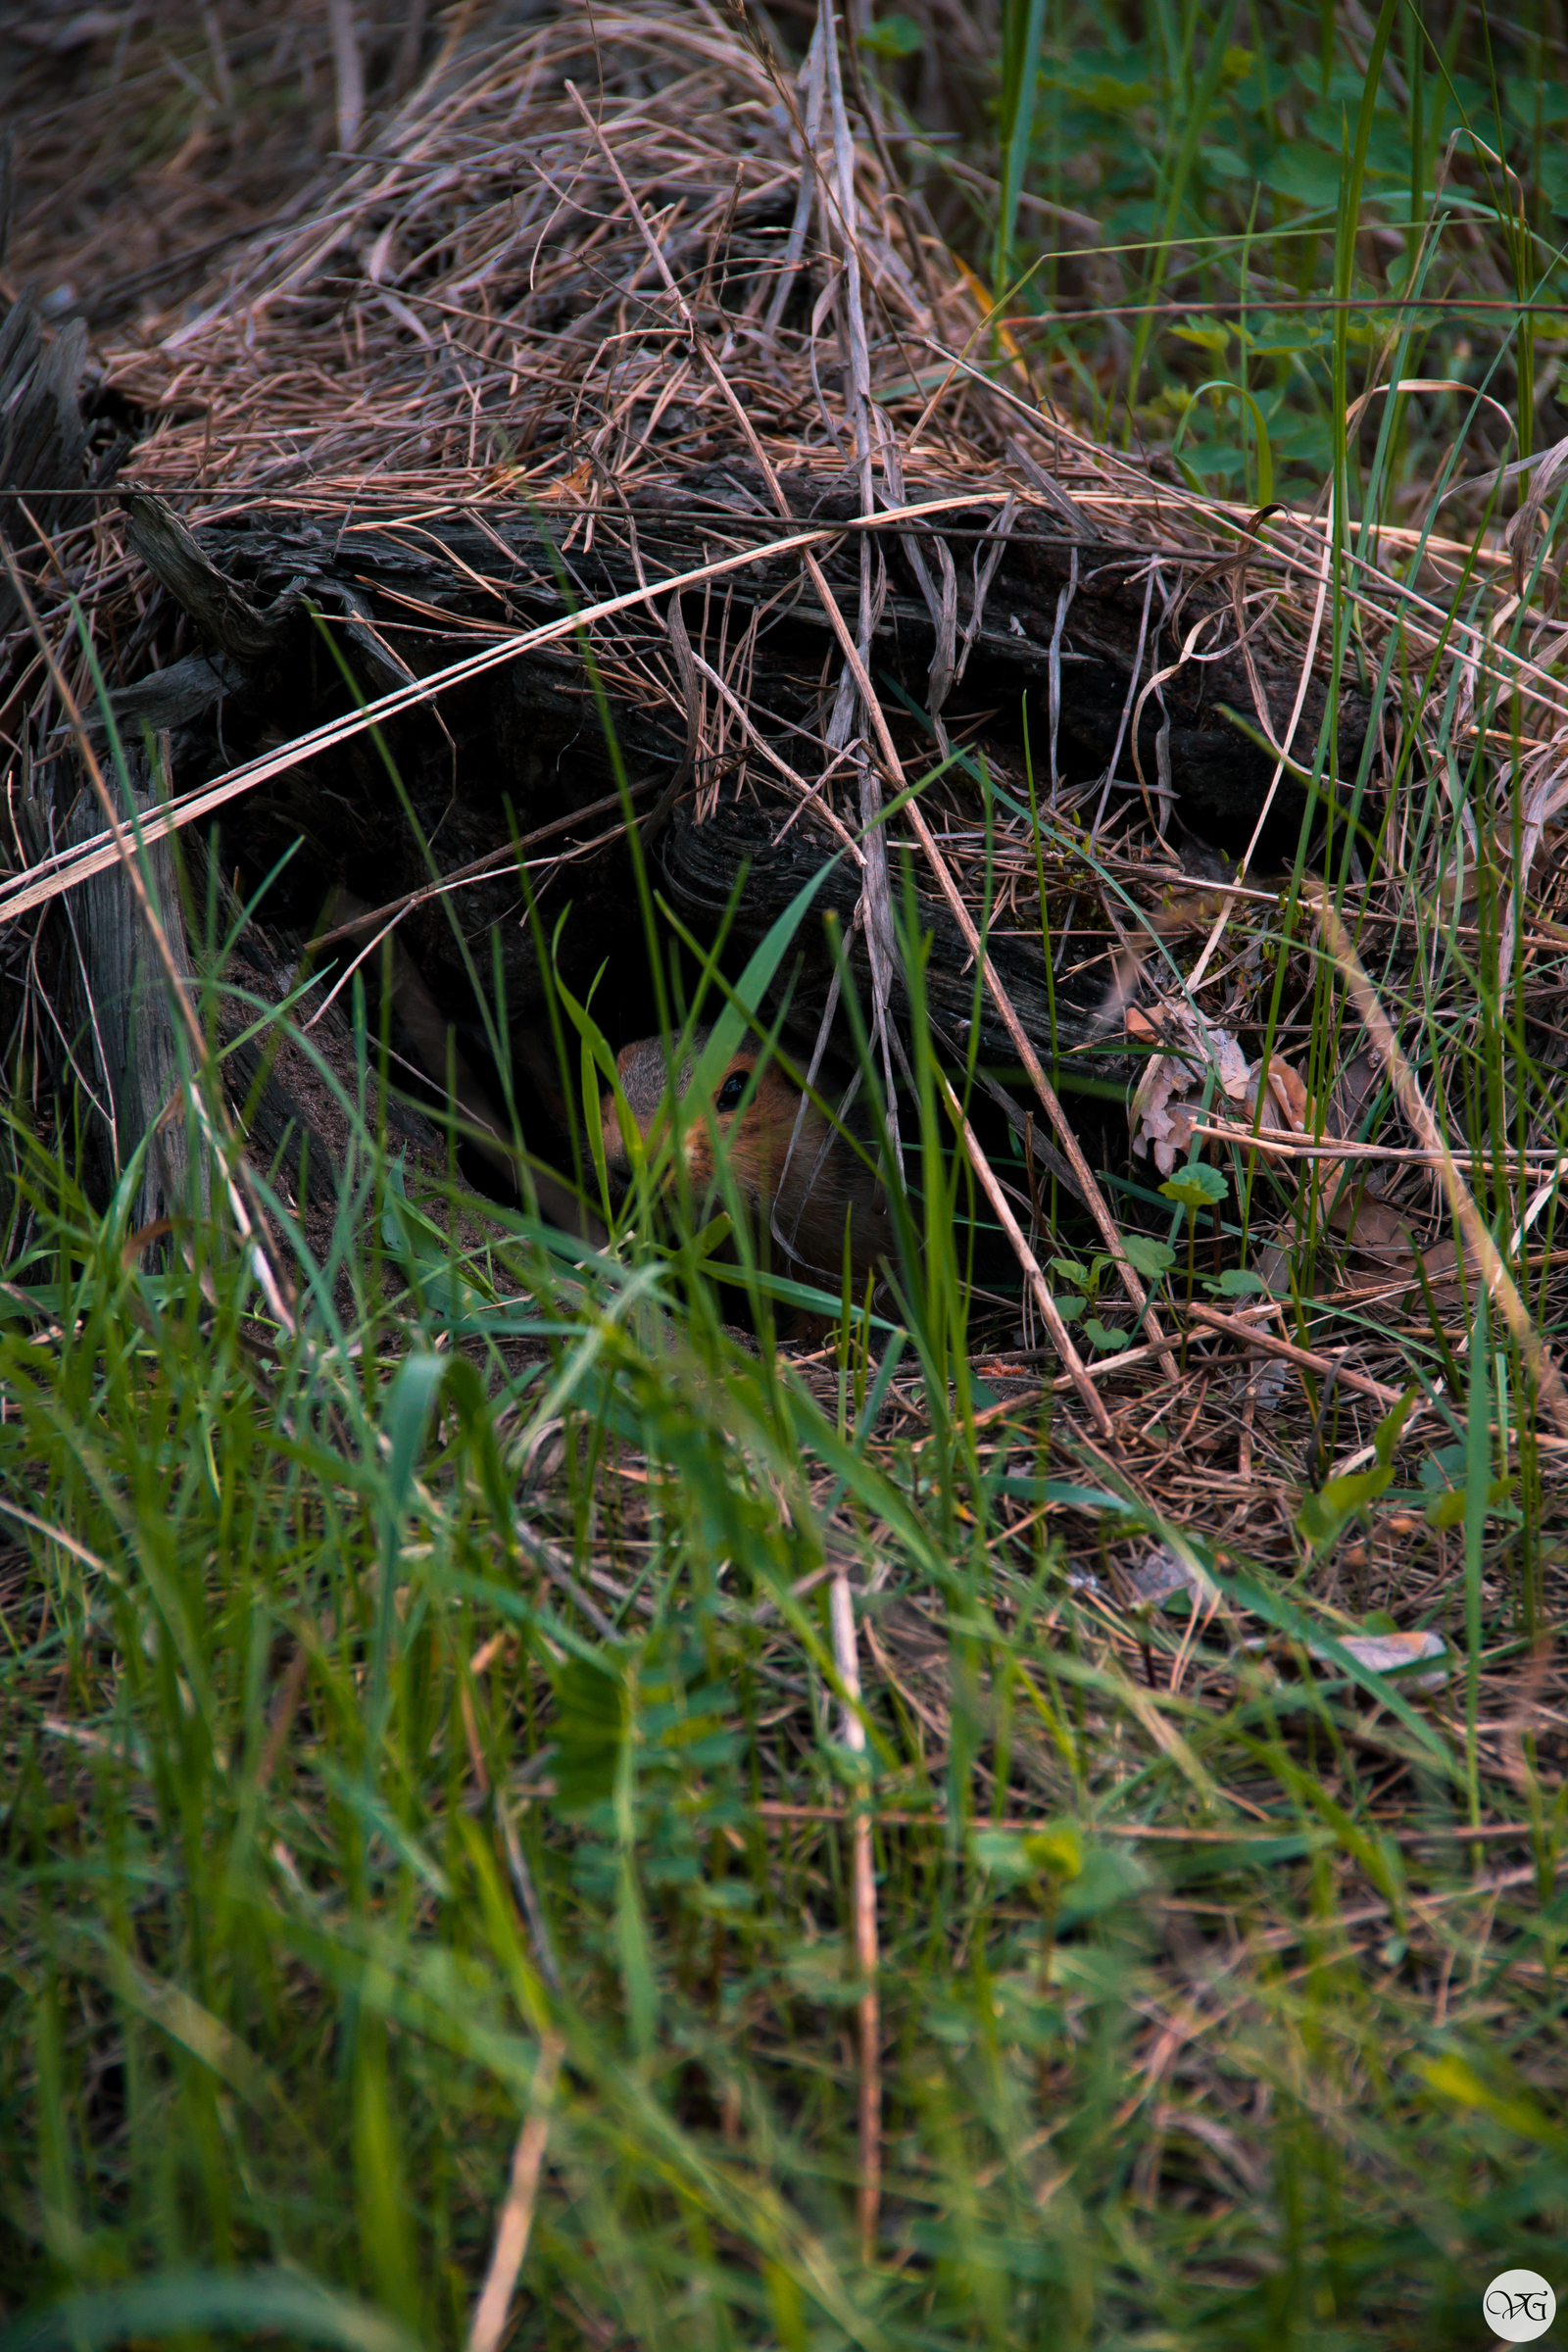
97;476;1363;1082
1;277;1368;1234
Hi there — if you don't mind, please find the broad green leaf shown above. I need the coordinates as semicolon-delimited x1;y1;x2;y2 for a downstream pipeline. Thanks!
1297;1464;1393;1549
0;2270;422;2352
1210;1266;1265;1297
971;1821;1083;1886
1022;1823;1084;1881
1160;1164;1228;1210
551;1652;631;1812
1120;1233;1176;1281
1426;1477;1517;1531
382;1351;446;1507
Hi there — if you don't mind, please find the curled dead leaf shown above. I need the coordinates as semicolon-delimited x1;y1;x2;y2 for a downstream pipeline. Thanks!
1129;1055;1200;1175
1128;999;1328;1190
1128;1001;1250;1174
1124;1545;1201;1606
1231;1051;1312;1151
1331;1188;1419;1270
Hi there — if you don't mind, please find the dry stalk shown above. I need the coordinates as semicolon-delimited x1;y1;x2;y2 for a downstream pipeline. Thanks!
936;1069;1117;1438
326;0;366;153
815;1;906;1142
828;1564;880;2265
1190;1121;1568;1176
466;2032;565;2352
1182;1300;1407;1410
1317;902;1568;1437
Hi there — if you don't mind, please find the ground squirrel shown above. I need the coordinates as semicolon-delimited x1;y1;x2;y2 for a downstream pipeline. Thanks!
602;1030;894;1290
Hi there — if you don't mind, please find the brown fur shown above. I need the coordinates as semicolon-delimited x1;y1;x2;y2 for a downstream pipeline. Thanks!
603;1031;893;1289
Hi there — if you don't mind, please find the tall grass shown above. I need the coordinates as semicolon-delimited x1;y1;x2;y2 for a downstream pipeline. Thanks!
1;698;1564;2347
903;0;1568;502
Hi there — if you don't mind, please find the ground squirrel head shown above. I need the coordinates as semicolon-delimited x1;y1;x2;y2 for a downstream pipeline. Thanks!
601;1029;892;1284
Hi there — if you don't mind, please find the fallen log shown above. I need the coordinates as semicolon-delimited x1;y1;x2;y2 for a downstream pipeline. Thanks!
95;470;1361;1093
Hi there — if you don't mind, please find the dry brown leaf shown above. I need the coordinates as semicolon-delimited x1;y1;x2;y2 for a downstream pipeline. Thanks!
1241;1050;1308;1133
1241;1628;1450;1691
1329;1050;1381;1140
1128;1001;1250;1174
1331;1189;1420;1269
1328;1192;1484;1314
1130;1010;1330;1191
1129;1061;1200;1174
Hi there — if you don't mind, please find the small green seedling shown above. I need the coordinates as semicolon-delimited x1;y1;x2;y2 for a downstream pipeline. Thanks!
1206;1265;1265;1298
1418;1442;1519;1532
858;10;924;55
1049;1252;1136;1349
1298;1389;1419;1553
1160;1162;1229;1214
1160;1160;1229;1364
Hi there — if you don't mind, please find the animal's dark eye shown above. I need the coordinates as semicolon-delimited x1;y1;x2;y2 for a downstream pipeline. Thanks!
716;1070;748;1111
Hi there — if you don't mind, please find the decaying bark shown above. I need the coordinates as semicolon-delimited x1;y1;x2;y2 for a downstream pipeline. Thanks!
95;473;1361;1102
124;470;1359;847
62;765;198;1232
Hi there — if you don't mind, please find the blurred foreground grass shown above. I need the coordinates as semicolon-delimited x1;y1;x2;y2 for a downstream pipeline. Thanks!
0;879;1563;2348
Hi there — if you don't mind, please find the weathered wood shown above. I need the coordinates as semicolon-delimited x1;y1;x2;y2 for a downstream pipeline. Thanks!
156;465;1363;839
0;131;13;273
119;491;305;667
657;800;1121;1076
0;292;91;633
105;649;247;738
63;767;200;1231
